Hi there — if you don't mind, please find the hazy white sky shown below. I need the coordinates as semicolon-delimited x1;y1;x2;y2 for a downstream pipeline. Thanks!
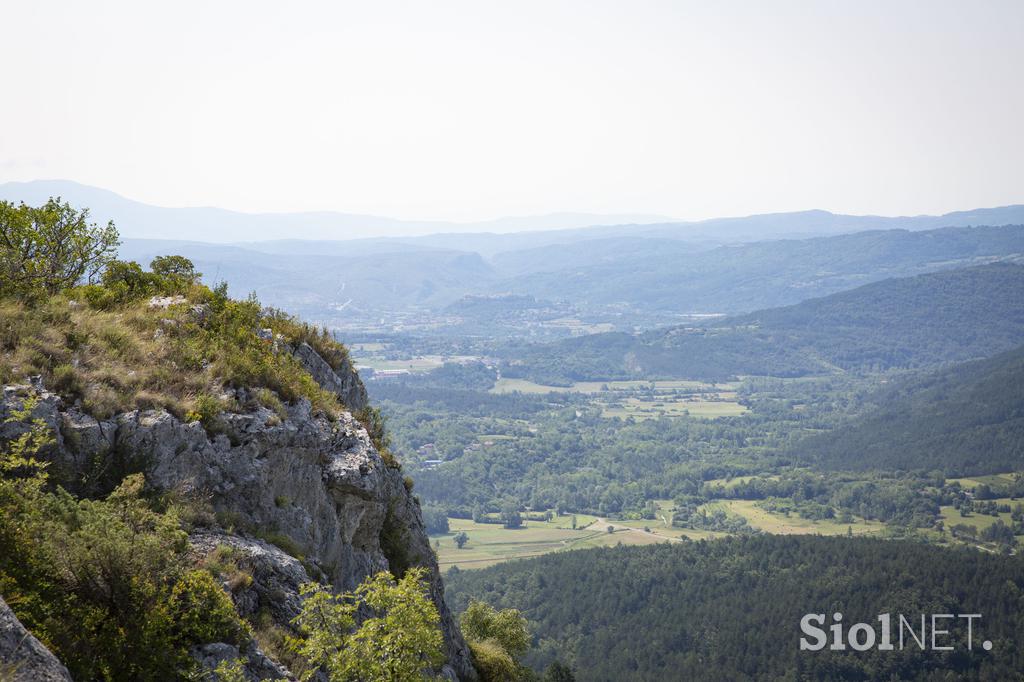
1;0;1022;222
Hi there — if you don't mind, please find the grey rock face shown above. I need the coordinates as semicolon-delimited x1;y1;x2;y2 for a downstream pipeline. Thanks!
291;342;368;412
0;343;476;680
191;641;294;682
189;531;312;626
0;595;72;682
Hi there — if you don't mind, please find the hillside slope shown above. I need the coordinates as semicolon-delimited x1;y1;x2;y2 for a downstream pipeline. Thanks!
793;345;1024;474
445;537;1024;681
504;263;1024;382
492;224;1024;311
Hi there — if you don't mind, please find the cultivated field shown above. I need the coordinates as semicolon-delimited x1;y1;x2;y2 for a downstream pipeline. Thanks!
429;489;1021;573
490;378;748;420
490;378;720;394
940;499;1019;531
946;473;1019;490
703;500;886;536
612;519;728;542
598;396;747;419
431;515;676;572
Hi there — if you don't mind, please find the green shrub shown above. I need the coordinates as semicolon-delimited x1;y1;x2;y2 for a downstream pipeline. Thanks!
186;393;230;430
263;310;352;372
0;471;250;680
255;530;305;560
150;255;200;294
98;326;140;361
288;568;444;682
167;569;251;645
48;363;83;398
76;283;120;309
202;544;254;592
468;639;519;682
100;260;157;304
212;658;248;682
256;387;288;420
460;600;531;681
63;329;90;351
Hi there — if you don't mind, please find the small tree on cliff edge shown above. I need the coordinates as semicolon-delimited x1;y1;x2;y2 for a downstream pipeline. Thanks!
0;197;119;299
289;567;444;681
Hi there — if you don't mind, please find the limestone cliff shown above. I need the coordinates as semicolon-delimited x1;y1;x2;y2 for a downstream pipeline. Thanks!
0;346;476;680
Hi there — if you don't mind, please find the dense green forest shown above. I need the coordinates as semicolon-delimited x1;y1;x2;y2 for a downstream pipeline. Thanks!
445;536;1024;680
502;263;1024;383
794;345;1024;474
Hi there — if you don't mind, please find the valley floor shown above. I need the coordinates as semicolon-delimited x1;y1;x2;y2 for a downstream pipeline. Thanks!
433;487;1024;572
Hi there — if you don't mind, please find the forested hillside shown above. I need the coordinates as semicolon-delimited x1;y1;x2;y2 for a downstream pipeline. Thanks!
794;345;1024;474
494;224;1024;313
505;263;1024;383
446;537;1024;681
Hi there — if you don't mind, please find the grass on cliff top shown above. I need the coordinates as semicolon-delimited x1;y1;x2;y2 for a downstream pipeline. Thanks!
0;282;354;423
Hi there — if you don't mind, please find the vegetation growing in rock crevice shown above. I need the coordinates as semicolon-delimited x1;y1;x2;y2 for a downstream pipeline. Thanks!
356;404;401;468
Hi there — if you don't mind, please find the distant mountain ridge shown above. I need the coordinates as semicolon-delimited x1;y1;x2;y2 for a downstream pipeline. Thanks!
0;180;670;242
115;223;1024;330
3;179;1024;246
7;180;1024;333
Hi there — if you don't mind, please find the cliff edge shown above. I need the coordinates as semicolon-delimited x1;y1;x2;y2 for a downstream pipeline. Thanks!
0;341;475;680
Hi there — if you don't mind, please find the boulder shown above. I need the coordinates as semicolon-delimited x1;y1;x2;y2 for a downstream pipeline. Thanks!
0;596;72;682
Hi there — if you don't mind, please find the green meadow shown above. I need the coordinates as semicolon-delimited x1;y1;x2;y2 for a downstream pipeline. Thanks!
430;515;678;572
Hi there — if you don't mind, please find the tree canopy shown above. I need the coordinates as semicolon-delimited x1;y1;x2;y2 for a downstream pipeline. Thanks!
0;197;118;299
288;568;445;681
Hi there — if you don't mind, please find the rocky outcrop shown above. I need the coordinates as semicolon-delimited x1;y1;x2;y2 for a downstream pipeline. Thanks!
0;595;72;682
291;342;368;412
191;641;293;682
0;343;476;680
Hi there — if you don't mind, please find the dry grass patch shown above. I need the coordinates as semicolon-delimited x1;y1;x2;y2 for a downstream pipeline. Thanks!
1;287;352;425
